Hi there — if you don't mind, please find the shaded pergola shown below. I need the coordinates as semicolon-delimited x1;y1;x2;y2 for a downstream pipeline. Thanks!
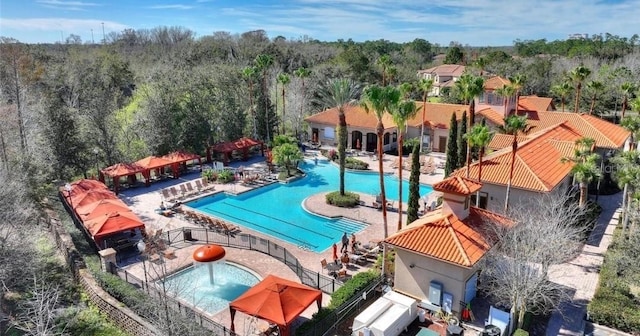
161;151;203;178
229;275;322;336
207;137;265;165
75;199;132;222
135;156;174;186
99;163;145;194
68;189;119;210
83;211;146;247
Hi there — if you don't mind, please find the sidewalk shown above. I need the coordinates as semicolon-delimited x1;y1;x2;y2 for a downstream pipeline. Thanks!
546;193;623;336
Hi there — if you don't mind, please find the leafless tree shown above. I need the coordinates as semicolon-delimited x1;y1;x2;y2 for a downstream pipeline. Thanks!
480;193;593;331
13;276;63;336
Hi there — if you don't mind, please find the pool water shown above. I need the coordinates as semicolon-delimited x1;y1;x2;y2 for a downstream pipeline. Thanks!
163;262;259;314
187;159;433;252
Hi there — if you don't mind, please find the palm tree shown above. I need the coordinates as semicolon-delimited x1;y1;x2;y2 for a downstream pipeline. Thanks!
473;56;487;76
586;80;604;115
621;114;640;151
550;81;572;112
386;66;398;86
377;55;392;86
620;82;637;120
569;153;601;208
255;54;274;141
361;85;400;239
277;73;290;135
611;150;640;234
315;78;361;196
418;79;434;153
294;67;311;138
494;84;516;116
464;125;493;207
390;98;418;231
242;66;258;139
455;74;485;177
569;65;591;113
502;115;529;213
398;82;413;99
509;74;526;116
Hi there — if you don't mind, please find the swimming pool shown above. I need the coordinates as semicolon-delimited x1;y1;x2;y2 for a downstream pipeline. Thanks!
163;262;259;314
187;159;433;252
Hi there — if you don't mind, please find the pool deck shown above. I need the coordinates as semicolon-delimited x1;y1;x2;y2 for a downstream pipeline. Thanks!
118;150;446;331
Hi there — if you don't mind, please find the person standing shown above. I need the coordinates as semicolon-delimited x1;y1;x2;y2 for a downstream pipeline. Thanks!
341;232;349;253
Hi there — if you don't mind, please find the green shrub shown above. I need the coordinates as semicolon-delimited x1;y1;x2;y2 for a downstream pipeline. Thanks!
345;157;369;170
513;329;529;336
325;191;360;207
201;169;215;182
59;305;128;336
217;170;235;183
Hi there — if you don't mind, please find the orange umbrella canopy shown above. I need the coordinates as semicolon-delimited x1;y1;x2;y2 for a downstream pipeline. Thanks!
162;151;201;163
100;162;144;177
75;199;131;221
70;189;118;209
60;179;109;199
134;156;173;170
193;245;226;262
210;137;261;153
83;211;145;238
230;275;322;336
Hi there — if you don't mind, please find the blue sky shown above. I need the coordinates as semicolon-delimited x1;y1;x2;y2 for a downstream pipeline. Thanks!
1;0;639;46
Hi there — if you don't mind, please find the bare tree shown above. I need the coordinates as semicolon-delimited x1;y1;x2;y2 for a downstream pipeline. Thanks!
480;193;592;332
13;276;63;336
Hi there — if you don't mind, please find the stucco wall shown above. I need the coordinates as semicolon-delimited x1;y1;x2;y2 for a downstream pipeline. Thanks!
478;177;572;213
393;248;476;313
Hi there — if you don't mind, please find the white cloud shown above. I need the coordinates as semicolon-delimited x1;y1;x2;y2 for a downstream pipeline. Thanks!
148;4;194;10
0;18;128;32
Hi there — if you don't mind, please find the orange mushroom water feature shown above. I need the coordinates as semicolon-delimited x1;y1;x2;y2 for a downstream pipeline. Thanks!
193;245;226;284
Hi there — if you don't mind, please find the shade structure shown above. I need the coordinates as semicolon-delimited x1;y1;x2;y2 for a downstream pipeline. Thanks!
83;211;145;239
134;156;174;186
64;179;109;196
75;199;132;221
193;245;226;262
229;275;322;336
161;151;202;178
99;162;145;194
206;137;264;165
69;189;118;210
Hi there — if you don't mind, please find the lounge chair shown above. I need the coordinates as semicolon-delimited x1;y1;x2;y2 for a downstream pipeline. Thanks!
201;178;215;191
194;179;205;192
220;221;240;234
161;188;174;201
185;182;197;195
390;158;399;169
169;186;181;200
179;184;190;197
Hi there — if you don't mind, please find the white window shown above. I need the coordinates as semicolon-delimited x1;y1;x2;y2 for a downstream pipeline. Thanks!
324;127;335;140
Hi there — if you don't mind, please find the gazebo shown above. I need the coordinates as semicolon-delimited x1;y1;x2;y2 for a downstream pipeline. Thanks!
75;199;132;222
206;137;264;165
229;275;322;336
135;156;174;186
161;151;203;178
99;163;145;194
83;211;146;248
68;189;118;210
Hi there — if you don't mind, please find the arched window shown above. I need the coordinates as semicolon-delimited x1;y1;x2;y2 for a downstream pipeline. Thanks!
384;133;390;145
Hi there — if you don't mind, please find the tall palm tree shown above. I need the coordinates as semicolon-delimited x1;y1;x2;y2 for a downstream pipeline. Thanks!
550;81;572;112
502;115;529;213
386;66;398;86
361;85;400;239
294;67;311;138
569;65;592;113
455;74;485;177
621;114;640;151
315;78;361;196
611;150;640;234
277;73;290;135
569;153;601;208
255;54;274;141
390;98;418;231
377;55;392;86
509;74;526;116
398;82;413;99
242;66;258;139
464;125;493;206
494;84;516;116
418;79;434;153
620;82;637;120
586;80;604;115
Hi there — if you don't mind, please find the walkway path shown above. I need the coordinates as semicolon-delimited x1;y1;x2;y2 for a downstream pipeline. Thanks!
546;193;625;336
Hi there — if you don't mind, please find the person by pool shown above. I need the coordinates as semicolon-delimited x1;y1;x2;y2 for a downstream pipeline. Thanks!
341;232;349;253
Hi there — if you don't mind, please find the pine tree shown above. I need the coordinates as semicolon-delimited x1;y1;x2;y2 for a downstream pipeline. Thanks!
457;111;467;169
407;144;421;224
444;113;458;177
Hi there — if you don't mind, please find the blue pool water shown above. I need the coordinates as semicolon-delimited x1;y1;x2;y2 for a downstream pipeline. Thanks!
163;262;259;314
187;159;433;252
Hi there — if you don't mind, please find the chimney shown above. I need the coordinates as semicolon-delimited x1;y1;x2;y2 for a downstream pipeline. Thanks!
432;176;482;220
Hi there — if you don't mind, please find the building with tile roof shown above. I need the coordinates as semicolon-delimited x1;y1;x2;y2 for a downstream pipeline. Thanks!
416;64;466;96
384;176;511;313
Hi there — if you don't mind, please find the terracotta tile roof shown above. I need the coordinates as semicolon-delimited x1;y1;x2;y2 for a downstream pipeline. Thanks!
408;103;468;129
417;64;466;77
483;76;510;90
433;176;482;195
518;95;553;111
477;107;505;125
453;122;582;192
304;105;395;130
384;207;511;267
483;109;630;149
487;134;530;150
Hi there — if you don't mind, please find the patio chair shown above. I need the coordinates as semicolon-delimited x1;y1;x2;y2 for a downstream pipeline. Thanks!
185;182;197;195
336;269;349;281
194;179;205;192
179;184;190;197
161;188;174;202
169;186;181;200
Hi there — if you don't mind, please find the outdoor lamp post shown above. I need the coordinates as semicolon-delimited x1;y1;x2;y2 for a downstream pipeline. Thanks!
92;147;100;178
136;240;148;292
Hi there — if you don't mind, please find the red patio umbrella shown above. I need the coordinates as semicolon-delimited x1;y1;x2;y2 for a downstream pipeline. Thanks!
83;211;145;239
69;189;118;210
134;156;174;186
75;199;131;221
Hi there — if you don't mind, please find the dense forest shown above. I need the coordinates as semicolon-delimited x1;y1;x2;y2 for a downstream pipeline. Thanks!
0;27;639;334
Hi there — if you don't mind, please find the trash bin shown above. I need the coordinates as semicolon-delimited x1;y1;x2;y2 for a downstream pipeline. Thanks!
184;229;193;241
418;309;426;323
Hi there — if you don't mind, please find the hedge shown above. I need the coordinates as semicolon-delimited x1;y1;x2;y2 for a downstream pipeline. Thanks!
325;191;360;207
